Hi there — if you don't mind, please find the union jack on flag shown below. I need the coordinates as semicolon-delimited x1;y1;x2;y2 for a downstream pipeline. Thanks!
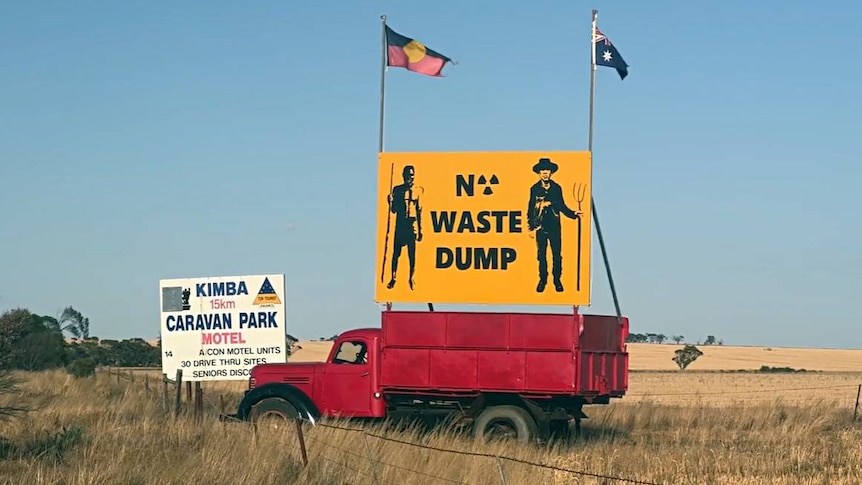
593;28;610;45
593;27;628;80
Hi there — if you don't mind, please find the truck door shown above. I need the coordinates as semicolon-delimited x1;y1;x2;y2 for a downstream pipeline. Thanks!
323;339;373;417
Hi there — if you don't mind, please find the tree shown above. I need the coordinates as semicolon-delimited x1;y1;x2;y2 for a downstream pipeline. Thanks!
655;334;667;344
672;345;704;370
55;306;90;339
672;335;684;344
0;308;68;371
0;309;32;368
0;309;34;421
704;335;717;346
100;339;160;367
626;333;648;343
285;334;299;357
13;329;67;371
67;358;97;378
67;340;107;364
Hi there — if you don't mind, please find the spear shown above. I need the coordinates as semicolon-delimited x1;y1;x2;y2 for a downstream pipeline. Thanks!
380;161;395;283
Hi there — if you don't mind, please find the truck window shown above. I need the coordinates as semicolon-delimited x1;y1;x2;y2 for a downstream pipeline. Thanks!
331;341;367;365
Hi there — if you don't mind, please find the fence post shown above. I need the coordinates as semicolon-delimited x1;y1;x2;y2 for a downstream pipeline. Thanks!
251;404;259;445
295;418;308;466
162;374;169;411
495;456;508;485
854;384;861;422
362;433;380;484
194;382;203;423
174;369;183;418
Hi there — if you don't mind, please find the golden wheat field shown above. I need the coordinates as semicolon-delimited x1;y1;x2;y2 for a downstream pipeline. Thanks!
1;362;861;485
114;340;862;403
626;343;862;372
287;341;862;372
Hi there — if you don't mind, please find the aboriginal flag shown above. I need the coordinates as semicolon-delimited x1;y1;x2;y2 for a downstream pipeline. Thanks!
385;25;452;77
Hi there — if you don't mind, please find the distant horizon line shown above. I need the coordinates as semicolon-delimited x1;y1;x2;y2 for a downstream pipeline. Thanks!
62;336;862;352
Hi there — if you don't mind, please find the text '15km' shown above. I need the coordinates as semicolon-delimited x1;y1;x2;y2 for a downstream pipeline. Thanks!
210;299;235;310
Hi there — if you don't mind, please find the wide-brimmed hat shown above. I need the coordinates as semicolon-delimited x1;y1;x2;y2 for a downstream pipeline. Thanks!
532;157;558;174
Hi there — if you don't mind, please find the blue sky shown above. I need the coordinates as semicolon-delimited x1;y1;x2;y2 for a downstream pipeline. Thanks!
1;0;859;349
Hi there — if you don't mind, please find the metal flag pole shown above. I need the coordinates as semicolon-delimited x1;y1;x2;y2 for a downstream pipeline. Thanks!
378;15;387;153
379;15;393;288
379;15;395;311
377;15;434;312
588;9;623;326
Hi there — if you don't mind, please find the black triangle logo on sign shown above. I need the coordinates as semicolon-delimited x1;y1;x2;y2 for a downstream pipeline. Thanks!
253;277;281;305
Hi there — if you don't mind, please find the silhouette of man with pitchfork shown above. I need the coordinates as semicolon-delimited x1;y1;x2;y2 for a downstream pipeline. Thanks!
527;157;581;293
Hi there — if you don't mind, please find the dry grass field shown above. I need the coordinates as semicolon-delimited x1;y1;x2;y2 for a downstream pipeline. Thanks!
3;341;860;483
1;365;861;485
114;339;862;406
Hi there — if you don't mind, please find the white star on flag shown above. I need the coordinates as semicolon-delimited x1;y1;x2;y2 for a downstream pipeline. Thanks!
602;50;612;62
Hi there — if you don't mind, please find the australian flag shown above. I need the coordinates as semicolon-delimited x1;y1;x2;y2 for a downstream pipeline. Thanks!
594;28;628;80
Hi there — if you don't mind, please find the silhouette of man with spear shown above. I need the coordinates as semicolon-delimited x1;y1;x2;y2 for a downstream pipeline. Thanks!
383;165;423;290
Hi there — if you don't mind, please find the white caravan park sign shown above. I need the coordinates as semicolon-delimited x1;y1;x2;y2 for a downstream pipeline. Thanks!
159;274;287;381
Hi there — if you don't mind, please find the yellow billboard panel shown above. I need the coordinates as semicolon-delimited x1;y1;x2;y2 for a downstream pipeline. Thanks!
375;151;592;306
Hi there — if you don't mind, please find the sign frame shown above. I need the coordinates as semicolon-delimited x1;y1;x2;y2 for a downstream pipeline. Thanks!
158;273;287;382
374;150;593;307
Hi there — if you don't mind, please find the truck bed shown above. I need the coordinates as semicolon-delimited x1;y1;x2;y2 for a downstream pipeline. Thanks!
378;311;628;397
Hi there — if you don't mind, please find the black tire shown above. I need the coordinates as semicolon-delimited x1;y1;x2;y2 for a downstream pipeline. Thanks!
473;405;538;444
251;397;300;431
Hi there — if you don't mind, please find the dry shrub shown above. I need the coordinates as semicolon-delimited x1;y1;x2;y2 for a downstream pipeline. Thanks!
0;370;859;485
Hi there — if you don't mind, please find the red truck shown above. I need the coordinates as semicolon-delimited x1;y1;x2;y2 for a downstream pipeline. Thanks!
230;309;629;443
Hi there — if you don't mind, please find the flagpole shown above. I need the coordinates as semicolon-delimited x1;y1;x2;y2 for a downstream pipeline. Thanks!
588;8;623;326
588;9;597;152
379;14;387;153
379;14;392;310
378;15;434;313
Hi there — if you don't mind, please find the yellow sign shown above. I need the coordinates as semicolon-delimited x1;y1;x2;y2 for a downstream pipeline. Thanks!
252;277;282;305
375;151;592;306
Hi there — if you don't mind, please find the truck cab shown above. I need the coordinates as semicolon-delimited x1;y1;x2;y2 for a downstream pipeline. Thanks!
315;329;385;418
235;328;384;424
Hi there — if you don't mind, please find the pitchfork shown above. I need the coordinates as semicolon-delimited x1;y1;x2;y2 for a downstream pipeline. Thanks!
573;183;587;291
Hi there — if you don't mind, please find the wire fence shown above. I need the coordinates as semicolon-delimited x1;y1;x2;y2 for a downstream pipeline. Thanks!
104;365;862;417
100;366;862;485
290;419;663;485
101;367;665;484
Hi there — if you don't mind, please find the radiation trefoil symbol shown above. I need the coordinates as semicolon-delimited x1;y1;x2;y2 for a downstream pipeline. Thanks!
479;174;499;196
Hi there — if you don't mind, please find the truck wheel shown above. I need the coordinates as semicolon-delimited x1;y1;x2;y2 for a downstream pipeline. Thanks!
251;397;299;431
473;405;538;444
